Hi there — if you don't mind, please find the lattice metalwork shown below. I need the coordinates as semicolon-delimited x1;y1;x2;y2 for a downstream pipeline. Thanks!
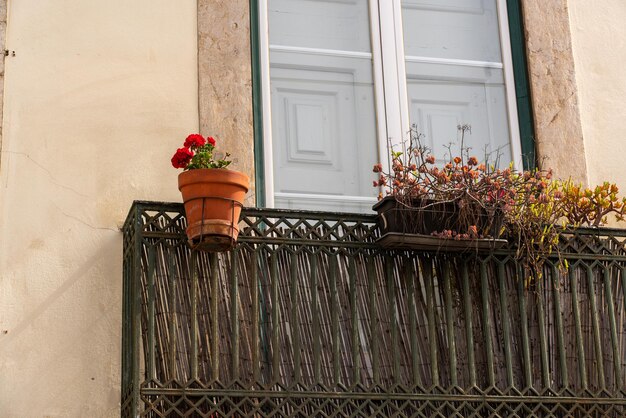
122;200;626;417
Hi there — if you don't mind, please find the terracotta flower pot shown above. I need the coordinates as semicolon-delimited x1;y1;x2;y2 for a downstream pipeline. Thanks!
178;168;249;251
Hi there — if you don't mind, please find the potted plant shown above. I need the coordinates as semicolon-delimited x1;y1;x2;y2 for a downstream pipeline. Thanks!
372;126;509;250
373;125;626;281
171;134;249;251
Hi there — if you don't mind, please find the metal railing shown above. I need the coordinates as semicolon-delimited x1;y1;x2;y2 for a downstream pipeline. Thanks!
122;200;626;417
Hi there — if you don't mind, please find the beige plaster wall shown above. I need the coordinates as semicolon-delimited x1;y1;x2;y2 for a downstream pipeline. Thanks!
0;0;6;144
568;1;626;192
0;1;198;417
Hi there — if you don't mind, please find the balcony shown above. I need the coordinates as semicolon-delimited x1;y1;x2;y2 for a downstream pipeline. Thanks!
122;201;626;417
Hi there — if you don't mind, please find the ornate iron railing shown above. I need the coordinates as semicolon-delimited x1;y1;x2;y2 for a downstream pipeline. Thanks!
122;200;626;417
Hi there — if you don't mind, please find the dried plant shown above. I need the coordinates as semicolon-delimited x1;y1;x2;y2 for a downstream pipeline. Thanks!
373;125;626;283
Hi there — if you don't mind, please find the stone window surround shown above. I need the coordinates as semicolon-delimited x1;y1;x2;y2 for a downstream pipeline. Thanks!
197;0;588;206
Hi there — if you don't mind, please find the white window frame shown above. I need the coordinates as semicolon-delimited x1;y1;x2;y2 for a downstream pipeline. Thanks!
258;0;523;209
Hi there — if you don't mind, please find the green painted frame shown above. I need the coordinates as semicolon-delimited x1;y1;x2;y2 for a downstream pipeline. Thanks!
249;0;537;206
507;0;536;170
250;0;266;207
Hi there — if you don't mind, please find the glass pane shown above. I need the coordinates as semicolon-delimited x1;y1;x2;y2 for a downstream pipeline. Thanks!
401;0;502;62
401;0;513;165
269;0;372;52
268;0;379;213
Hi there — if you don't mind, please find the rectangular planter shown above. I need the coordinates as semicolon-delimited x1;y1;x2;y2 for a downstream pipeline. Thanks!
372;196;506;250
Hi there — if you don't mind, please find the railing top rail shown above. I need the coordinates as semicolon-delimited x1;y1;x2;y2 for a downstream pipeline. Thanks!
124;200;626;242
126;200;378;221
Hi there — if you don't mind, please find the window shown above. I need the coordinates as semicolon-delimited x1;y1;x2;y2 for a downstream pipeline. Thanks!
255;0;529;212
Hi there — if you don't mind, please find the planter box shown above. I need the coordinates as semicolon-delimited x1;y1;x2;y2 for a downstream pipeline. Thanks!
373;196;505;250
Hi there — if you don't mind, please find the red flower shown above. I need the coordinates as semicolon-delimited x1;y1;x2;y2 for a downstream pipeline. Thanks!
184;134;206;148
171;147;194;168
207;136;216;146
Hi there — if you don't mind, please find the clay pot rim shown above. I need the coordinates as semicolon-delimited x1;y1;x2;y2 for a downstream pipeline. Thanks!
178;168;250;192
